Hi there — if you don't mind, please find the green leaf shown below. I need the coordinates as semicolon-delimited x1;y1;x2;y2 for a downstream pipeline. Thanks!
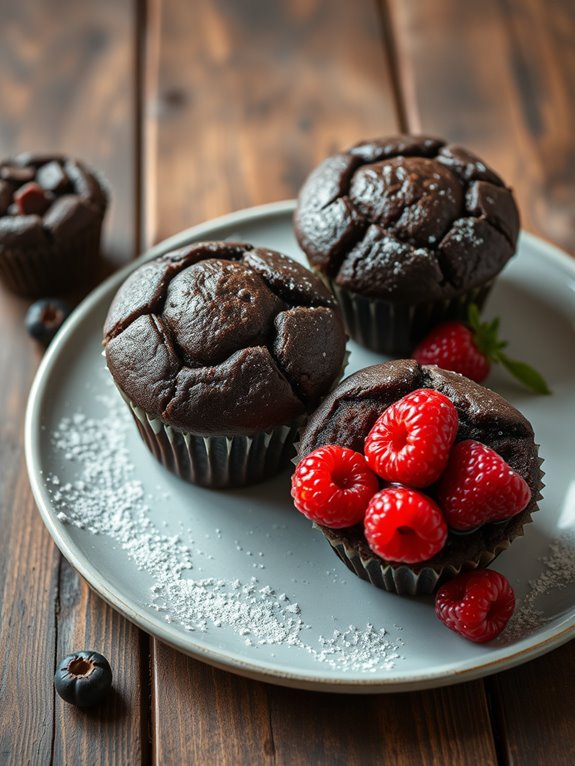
497;352;552;395
464;304;551;395
467;303;481;331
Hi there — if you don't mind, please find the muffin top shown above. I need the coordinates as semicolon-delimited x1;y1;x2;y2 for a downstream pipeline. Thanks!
294;135;520;302
0;153;107;250
103;242;346;436
298;359;540;572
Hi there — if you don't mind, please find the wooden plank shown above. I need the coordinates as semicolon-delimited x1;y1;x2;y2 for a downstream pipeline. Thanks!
488;642;575;765
152;642;273;765
270;682;496;766
53;561;150;766
0;0;146;763
387;0;575;254
146;2;498;764
388;0;575;762
143;0;398;244
0;434;59;765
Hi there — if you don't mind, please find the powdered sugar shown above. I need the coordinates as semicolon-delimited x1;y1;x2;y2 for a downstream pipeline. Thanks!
47;376;405;673
501;531;575;642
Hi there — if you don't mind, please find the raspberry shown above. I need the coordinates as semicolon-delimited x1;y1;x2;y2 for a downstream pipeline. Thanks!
435;569;515;642
363;486;447;564
364;389;458;487
436;439;532;531
291;445;379;528
413;321;490;382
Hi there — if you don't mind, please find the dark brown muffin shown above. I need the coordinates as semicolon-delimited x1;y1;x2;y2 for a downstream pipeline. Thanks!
297;360;542;595
0;153;108;296
294;136;520;354
103;241;346;488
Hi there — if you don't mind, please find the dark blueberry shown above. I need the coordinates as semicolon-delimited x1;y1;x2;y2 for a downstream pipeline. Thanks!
25;298;71;346
54;650;113;707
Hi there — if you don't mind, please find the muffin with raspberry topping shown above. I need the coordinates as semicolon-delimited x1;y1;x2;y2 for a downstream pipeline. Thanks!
0;152;108;296
294;136;520;354
294;359;542;595
103;241;346;488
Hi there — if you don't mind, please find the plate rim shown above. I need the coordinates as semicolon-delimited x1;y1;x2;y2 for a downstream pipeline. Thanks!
25;200;575;694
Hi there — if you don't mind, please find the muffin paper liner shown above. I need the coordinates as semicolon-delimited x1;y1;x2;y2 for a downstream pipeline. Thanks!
0;214;105;298
316;453;544;595
328;280;494;356
118;389;303;489
107;335;350;491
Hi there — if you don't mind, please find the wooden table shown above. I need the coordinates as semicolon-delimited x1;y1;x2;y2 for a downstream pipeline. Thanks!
1;1;574;763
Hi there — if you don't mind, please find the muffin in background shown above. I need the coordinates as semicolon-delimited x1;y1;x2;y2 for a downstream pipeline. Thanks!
103;241;346;489
295;360;542;595
0;153;108;297
294;135;520;355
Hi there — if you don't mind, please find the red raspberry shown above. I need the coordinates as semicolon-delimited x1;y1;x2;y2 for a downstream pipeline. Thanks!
436;439;532;531
291;445;379;528
413;321;490;382
363;486;447;564
435;569;515;642
364;389;458;487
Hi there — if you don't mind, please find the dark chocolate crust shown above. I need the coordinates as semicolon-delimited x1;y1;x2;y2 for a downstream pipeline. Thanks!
0;153;107;249
298;360;540;575
103;242;346;436
294;136;520;302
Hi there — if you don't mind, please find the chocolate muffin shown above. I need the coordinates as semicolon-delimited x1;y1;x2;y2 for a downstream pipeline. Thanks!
294;136;520;354
0;153;108;296
297;360;542;595
103;241;346;488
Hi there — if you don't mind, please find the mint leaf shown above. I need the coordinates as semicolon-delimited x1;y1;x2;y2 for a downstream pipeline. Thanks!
497;352;552;395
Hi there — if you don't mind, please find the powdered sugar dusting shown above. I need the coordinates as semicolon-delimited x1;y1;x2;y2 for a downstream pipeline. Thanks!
500;531;575;642
46;378;404;673
316;624;402;672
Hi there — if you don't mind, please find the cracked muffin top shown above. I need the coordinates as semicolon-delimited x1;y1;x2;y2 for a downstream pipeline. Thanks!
103;242;346;436
294;135;520;302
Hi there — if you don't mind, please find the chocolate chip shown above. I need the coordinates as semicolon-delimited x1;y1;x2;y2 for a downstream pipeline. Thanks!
0;165;36;184
14;182;52;216
43;195;98;240
37;161;71;194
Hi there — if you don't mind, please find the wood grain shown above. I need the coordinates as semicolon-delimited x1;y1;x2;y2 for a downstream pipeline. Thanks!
0;1;145;764
269;682;497;766
387;0;575;255
152;643;273;765
487;642;575;765
52;561;150;766
143;0;398;244
0;372;58;764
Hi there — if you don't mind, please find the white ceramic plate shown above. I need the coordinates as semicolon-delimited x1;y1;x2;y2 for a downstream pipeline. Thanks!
26;201;575;693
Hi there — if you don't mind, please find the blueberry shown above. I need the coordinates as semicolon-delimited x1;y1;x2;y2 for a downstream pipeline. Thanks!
25;298;71;346
54;650;113;707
